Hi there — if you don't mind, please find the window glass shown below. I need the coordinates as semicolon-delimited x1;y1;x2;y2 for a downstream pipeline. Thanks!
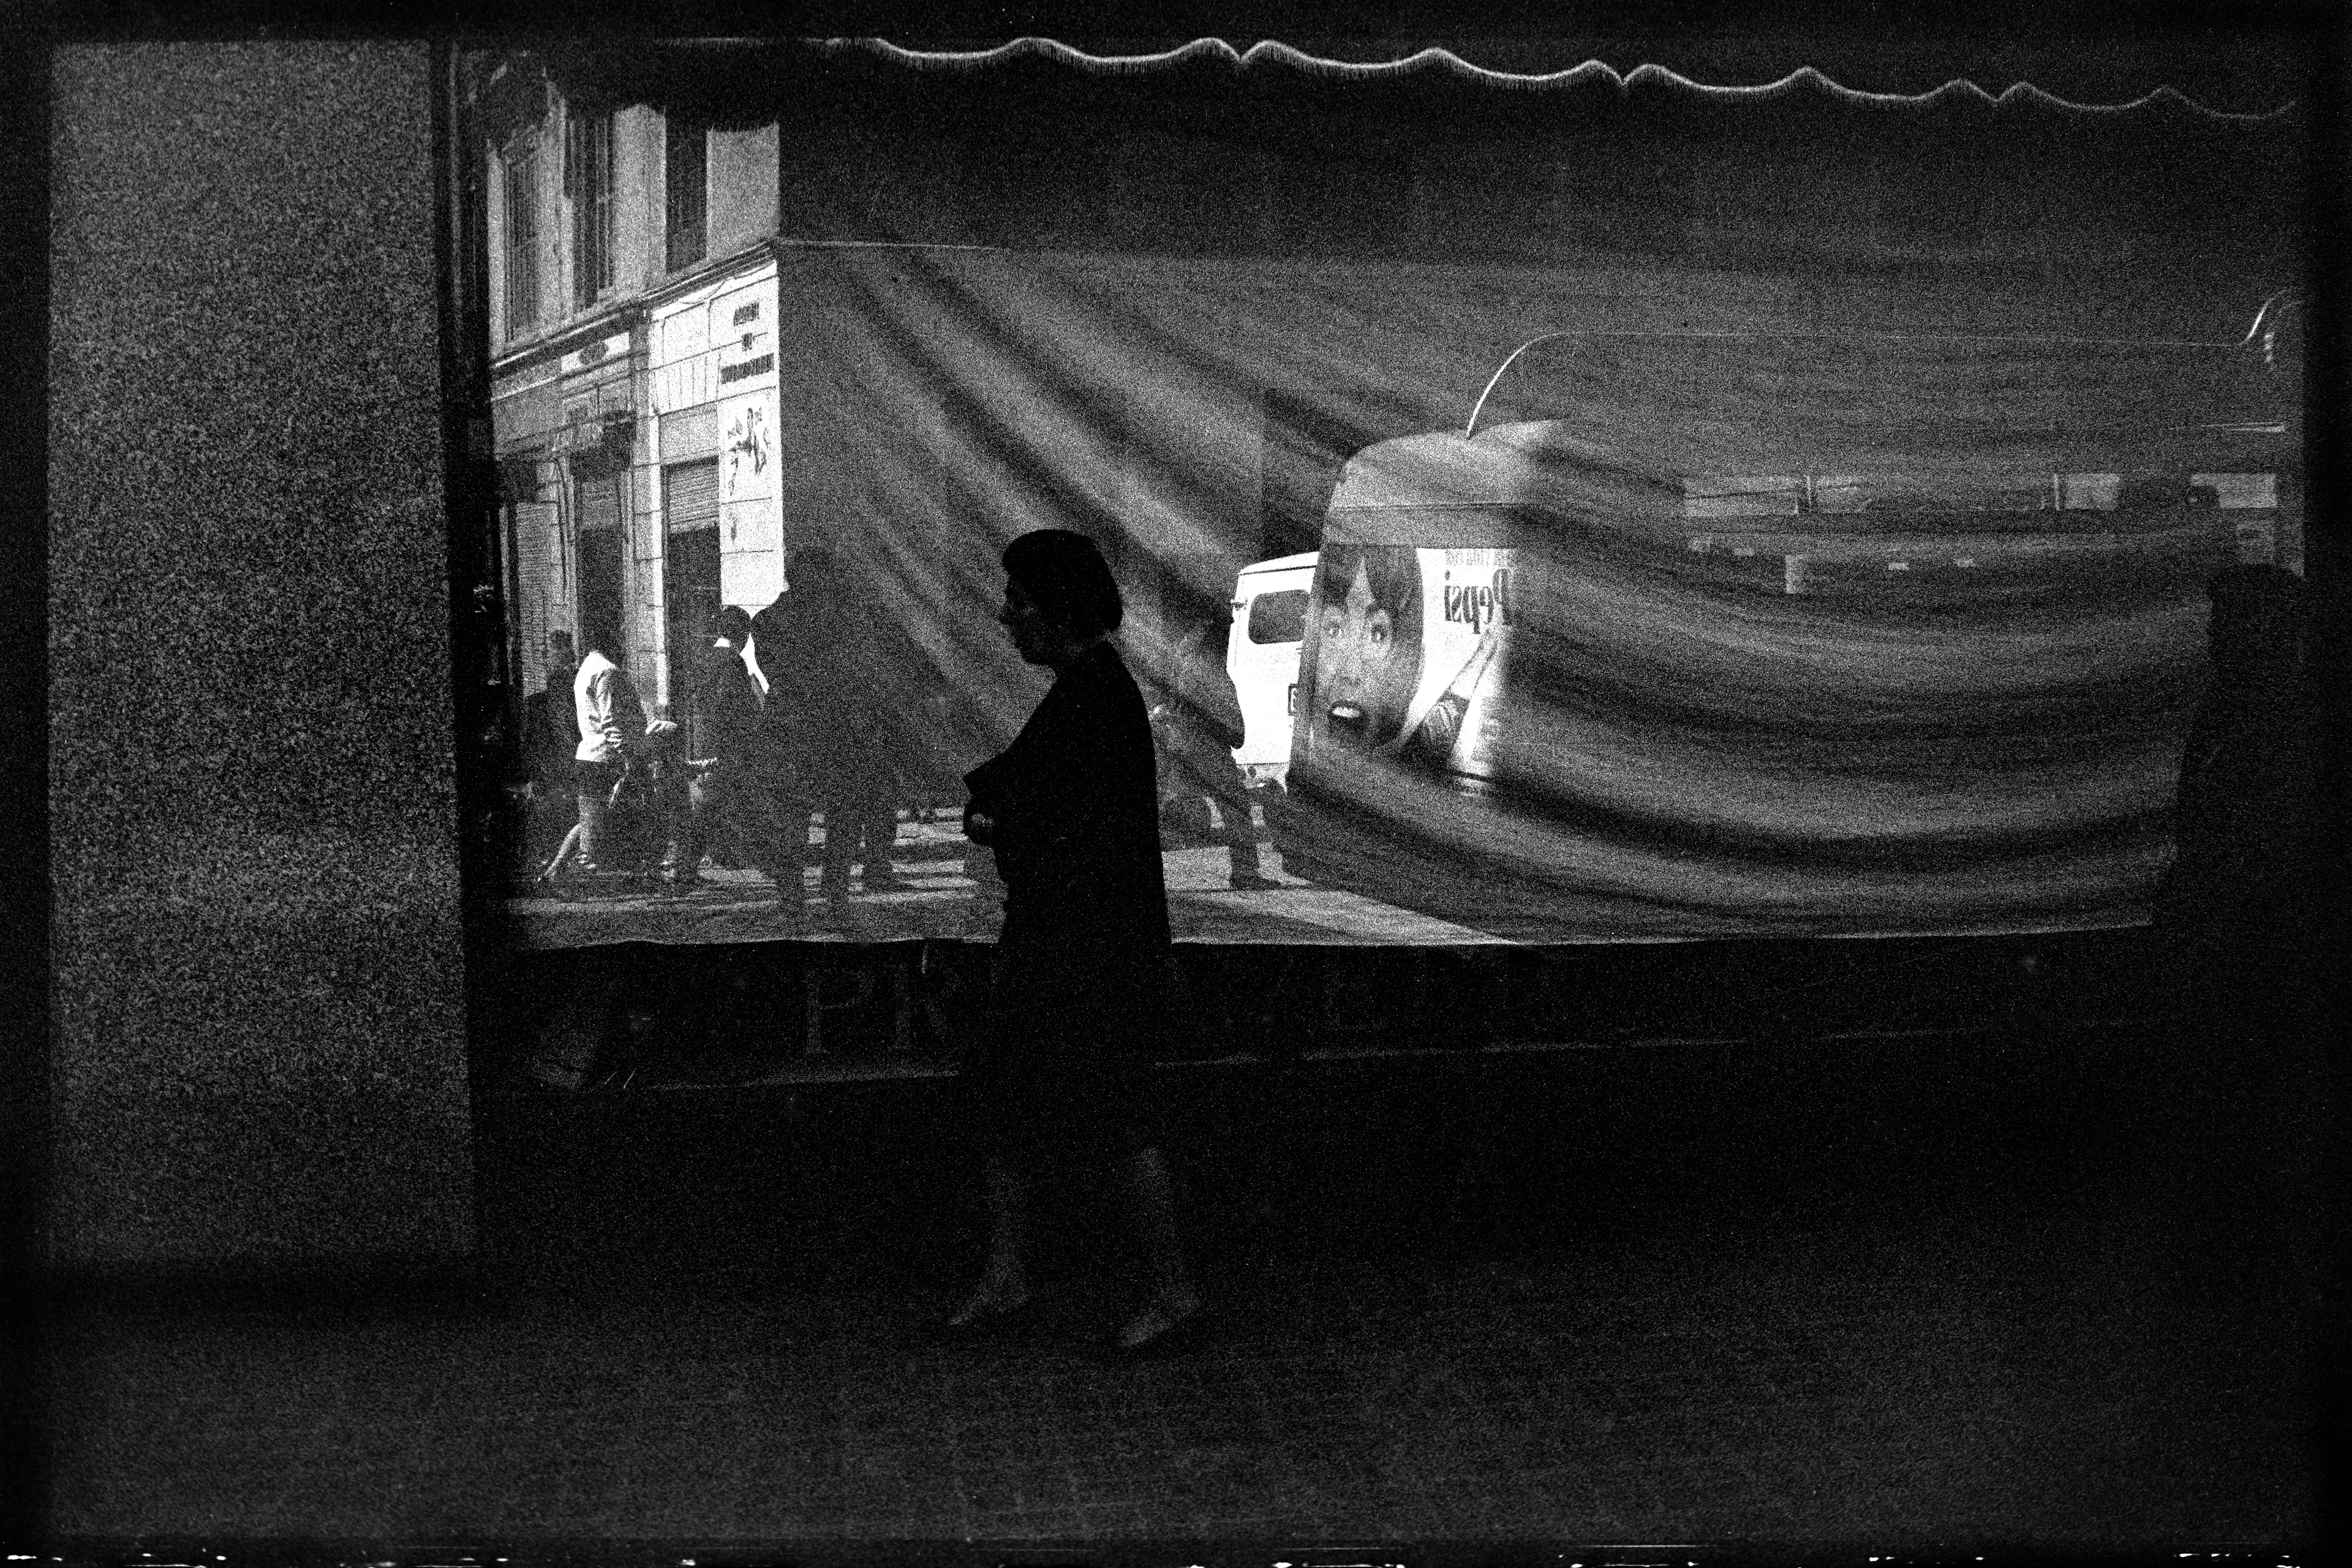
502;143;538;334
567;110;614;305
2189;473;2277;509
1682;477;1803;518
666;115;707;271
2057;473;2120;510
1808;474;2049;514
1248;589;1309;644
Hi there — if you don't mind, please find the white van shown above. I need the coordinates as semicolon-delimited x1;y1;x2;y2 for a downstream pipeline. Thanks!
1225;551;1316;789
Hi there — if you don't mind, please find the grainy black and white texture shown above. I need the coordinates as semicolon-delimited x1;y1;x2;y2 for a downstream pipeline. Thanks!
48;43;473;1269
27;29;2331;1555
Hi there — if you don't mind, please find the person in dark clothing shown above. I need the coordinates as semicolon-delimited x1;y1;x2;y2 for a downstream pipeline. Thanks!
743;593;801;905
673;605;761;886
953;529;1205;1355
1149;606;1273;889
762;549;905;904
2148;564;2327;1184
632;717;694;877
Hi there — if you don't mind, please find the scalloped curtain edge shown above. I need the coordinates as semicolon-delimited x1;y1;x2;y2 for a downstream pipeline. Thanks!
802;36;2296;121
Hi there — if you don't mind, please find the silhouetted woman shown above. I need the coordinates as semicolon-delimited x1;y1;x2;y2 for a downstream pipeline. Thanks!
954;529;1205;1354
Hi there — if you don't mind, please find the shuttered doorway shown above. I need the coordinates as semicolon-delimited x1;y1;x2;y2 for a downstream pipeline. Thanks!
575;466;628;667
509;497;564;688
663;457;723;755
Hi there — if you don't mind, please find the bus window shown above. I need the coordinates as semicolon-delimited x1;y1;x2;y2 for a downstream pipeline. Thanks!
1808;475;2051;515
1683;477;1802;518
2190;473;2277;509
2058;473;2121;510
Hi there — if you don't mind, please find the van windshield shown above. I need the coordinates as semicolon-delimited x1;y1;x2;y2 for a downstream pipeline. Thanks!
1246;589;1308;644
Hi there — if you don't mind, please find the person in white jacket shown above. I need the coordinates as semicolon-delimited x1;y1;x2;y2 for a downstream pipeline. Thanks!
562;639;647;875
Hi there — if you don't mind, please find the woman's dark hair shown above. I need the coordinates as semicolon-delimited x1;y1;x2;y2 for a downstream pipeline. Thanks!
1314;543;1419;619
714;605;752;645
1003;529;1123;636
1310;543;1425;747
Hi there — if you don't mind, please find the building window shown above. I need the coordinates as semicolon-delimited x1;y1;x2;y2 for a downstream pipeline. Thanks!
566;108;615;306
666;114;707;270
502;141;539;334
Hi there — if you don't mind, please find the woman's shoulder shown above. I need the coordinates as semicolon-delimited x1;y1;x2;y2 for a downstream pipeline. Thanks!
1070;640;1144;696
1035;645;1140;723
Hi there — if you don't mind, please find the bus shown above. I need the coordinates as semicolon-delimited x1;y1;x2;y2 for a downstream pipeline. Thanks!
1264;310;2302;941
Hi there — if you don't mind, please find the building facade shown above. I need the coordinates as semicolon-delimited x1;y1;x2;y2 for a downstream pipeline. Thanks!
470;55;783;726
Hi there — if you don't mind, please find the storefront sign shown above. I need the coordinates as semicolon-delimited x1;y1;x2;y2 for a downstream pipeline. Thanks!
713;275;775;388
549;412;633;457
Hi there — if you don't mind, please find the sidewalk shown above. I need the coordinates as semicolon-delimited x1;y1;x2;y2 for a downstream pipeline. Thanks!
35;1030;2323;1550
504;827;1512;951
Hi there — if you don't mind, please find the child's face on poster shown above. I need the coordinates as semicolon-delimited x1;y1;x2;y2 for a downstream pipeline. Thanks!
1316;552;1419;749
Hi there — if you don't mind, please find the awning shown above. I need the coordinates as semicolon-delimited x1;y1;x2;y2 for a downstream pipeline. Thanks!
492;364;636;456
548;410;634;458
523;31;2310;124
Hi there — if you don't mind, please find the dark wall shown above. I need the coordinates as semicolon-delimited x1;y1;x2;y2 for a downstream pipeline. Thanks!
48;43;475;1270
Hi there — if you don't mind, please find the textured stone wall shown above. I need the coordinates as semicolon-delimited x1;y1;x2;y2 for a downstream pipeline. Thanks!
48;43;475;1271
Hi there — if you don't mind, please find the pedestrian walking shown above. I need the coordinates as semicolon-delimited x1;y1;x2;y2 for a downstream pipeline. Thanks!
540;634;647;884
763;548;903;905
952;529;1207;1355
673;605;761;885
